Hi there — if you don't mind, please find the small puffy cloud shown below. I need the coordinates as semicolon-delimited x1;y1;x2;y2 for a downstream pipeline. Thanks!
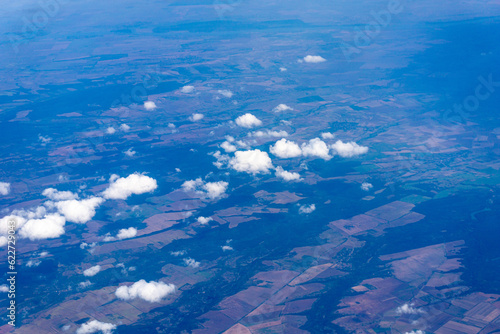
83;265;101;277
183;258;200;268
218;89;233;98
117;227;137;240
26;260;41;267
102;173;158;200
79;280;92;289
115;279;176;303
124;148;136;157
0;285;9;292
170;250;186;256
221;141;237;153
330;140;368;158
182;178;228;200
42;188;79;201
299;204;316;214
301;138;331;160
18;214;65;240
361;182;373;191
250;130;289;138
303;55;326;63
229;150;273;174
270;139;302;158
0;237;7;247
222;245;233;251
321;132;335;139
197;216;213;225
38;134;52;143
189;113;204;122
76;320;116;334
404;331;425;334
235;113;262;128
275;166;301;181
396;303;422;315
181;85;195;93
0;182;11;195
279;67;287;72
120;124;130;132
55;197;104;224
272;104;293;113
144;101;157;111
106;127;116;134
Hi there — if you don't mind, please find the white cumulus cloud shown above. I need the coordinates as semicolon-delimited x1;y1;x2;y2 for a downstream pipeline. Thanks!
42;188;78;201
0;182;11;195
250;130;289;138
182;178;228;200
76;320;116;334
299;204;316;214
115;279;176;303
275;166;301;181
270;138;302;158
321;132;335;139
272;104;293;113
218;89;233;98
183;258;200;268
117;227;137;240
330;140;368;158
197;216;213;225
83;265;101;277
301;138;331;160
55;197;104;224
189;113;204;122
235;113;262;128
106;127;116;135
303;55;326;63
181;85;195;93
144;101;157;111
18;214;65;241
361;182;373;191
120;124;130;132
229;150;273;174
396;303;422;315
102;173;158;200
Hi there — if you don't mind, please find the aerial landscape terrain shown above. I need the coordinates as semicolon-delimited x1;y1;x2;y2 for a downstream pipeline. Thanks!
1;0;500;333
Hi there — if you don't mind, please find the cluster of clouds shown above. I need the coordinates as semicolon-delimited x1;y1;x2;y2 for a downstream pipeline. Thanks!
182;178;228;200
361;182;373;191
396;303;423;315
106;123;131;135
103;227;138;242
180;85;195;94
76;320;116;334
0;173;157;245
248;130;289;138
270;138;368;160
184;258;200;268
115;279;176;303
213;148;301;182
220;135;249;153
